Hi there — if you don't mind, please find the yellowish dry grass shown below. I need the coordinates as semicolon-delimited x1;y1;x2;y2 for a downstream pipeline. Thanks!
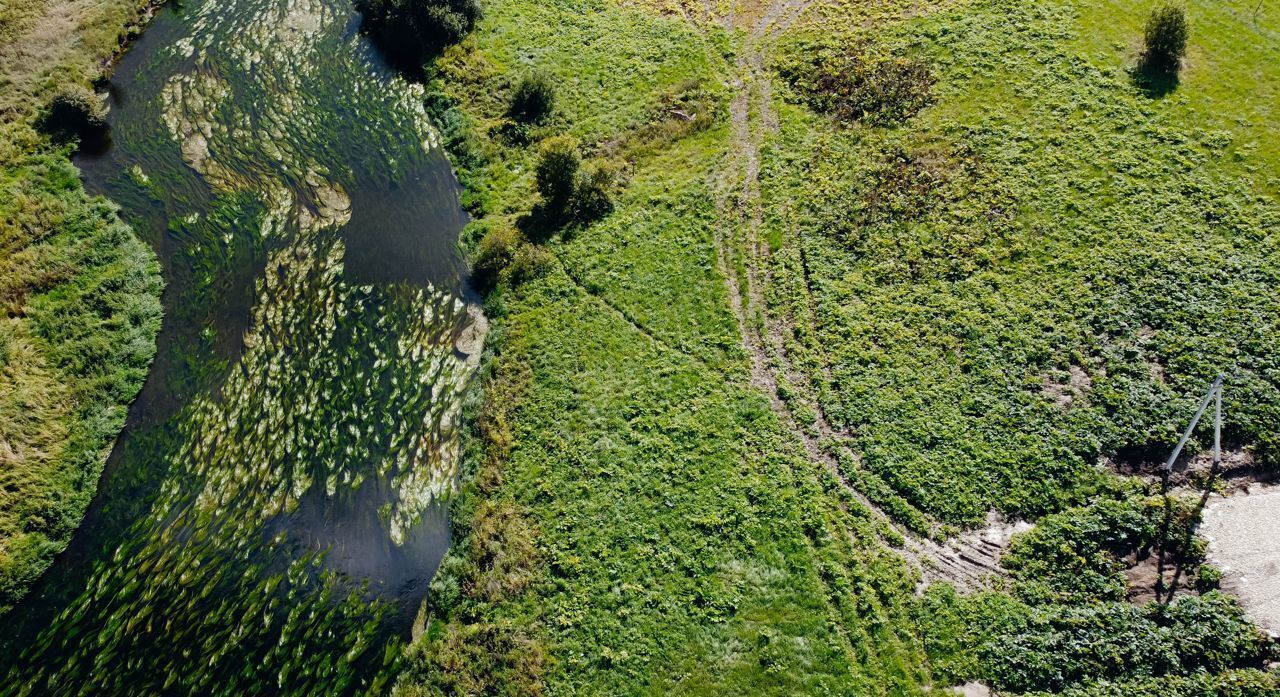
0;0;152;123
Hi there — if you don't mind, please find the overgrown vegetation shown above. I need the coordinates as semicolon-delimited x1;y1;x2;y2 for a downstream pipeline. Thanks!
0;0;162;615
40;86;108;142
392;0;939;693
917;493;1275;693
764;0;1280;529
776;40;934;126
355;0;482;70
531;135;616;226
507;71;555;124
392;0;1280;693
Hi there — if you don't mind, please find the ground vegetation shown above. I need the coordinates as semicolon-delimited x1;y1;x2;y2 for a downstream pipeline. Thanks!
0;0;162;615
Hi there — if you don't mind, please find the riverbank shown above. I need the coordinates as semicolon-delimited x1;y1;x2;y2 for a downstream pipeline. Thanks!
0;0;163;614
397;0;1280;694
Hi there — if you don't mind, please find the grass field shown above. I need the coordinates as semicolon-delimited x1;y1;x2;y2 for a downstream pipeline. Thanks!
391;1;943;693
0;0;162;613
1;0;1278;692
401;0;1280;693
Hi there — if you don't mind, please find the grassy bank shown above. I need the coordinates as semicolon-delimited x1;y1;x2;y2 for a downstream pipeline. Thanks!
758;0;1280;692
392;0;940;693
0;0;163;613
396;0;1280;693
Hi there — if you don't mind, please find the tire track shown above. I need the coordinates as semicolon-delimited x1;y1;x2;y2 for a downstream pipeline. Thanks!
708;0;1010;592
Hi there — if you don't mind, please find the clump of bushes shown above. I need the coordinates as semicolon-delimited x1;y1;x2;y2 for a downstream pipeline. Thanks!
1142;4;1188;74
981;593;1272;693
508;71;555;124
779;44;934;126
533;136;616;224
534;135;580;214
470;224;552;290
355;0;481;70
40;85;108;141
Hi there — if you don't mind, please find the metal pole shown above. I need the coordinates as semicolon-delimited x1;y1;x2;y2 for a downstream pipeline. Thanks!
1156;374;1225;602
1164;374;1225;473
1213;382;1222;471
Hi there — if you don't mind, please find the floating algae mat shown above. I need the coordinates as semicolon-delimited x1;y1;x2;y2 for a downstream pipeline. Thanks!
0;0;483;693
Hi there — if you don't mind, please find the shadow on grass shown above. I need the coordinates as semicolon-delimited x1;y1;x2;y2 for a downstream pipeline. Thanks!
1131;59;1180;99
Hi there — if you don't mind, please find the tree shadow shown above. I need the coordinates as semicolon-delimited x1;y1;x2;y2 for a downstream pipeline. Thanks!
515;205;568;244
1131;59;1180;99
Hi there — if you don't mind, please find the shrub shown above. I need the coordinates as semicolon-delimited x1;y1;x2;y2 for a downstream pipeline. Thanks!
471;225;521;288
534;135;580;214
41;85;107;139
505;243;553;285
571;160;616;223
1002;496;1159;603
355;0;481;70
1194;563;1223;593
979;593;1270;693
508;71;555;124
1143;5;1188;74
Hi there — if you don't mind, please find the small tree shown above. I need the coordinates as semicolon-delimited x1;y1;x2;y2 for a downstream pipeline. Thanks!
571;161;616;223
1143;4;1188;74
508;71;555;124
535;135;579;215
356;0;481;70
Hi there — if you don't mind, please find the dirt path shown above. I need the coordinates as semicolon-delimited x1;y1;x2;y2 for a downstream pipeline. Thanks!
708;0;1012;592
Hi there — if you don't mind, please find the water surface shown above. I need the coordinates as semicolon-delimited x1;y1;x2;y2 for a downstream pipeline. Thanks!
0;0;481;693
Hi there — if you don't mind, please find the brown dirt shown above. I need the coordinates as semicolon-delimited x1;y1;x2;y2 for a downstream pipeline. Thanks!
1107;446;1278;492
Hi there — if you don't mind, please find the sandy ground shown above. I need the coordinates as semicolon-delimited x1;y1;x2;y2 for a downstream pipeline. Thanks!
1200;484;1280;637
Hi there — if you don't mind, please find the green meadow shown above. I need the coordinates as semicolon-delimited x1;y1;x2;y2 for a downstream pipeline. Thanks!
400;0;1280;693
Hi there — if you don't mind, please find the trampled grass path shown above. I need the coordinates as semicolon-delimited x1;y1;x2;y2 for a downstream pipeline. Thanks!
707;0;1011;593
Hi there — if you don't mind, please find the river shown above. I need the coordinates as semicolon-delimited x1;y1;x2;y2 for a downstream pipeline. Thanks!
0;0;482;693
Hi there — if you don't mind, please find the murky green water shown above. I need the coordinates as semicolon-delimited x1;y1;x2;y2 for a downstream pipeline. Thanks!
0;0;482;693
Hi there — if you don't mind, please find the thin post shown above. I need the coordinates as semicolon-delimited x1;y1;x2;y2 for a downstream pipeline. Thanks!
1156;374;1225;602
1163;374;1225;474
1213;383;1222;470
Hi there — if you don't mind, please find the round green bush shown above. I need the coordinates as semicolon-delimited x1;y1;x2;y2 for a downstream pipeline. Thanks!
508;71;555;124
42;85;107;138
1143;4;1188;74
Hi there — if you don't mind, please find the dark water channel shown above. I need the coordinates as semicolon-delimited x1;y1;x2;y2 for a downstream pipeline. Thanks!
0;0;481;693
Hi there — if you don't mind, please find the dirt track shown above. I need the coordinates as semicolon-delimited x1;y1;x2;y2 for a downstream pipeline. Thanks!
705;0;1015;592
